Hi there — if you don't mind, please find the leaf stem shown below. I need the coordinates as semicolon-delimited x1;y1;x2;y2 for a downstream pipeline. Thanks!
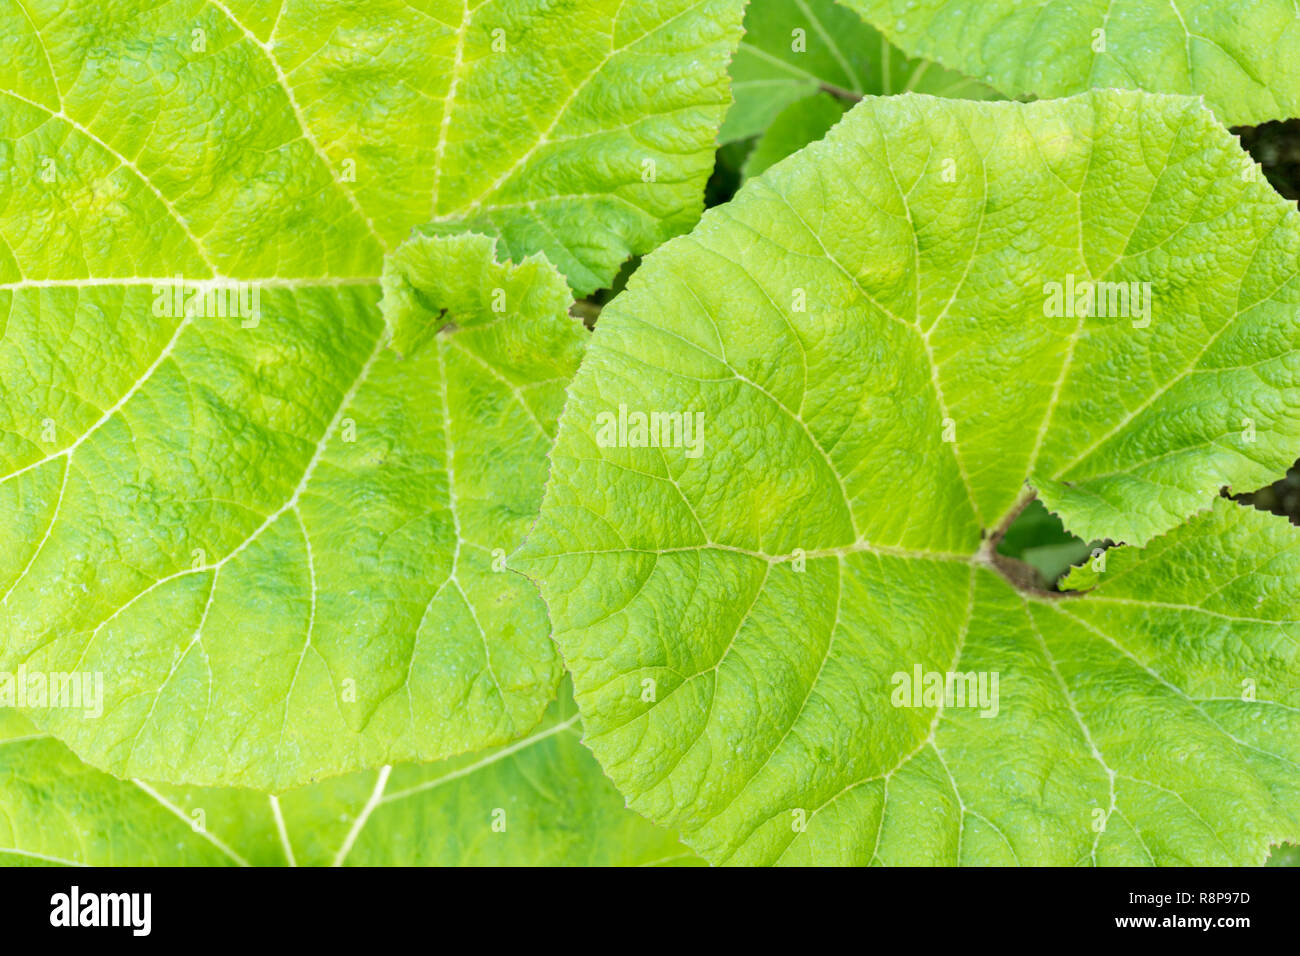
984;487;1036;553
819;82;863;104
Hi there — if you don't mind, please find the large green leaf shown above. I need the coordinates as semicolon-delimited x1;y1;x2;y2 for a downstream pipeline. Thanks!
1;233;582;789
0;0;746;788
846;0;1300;126
417;0;746;294
517;91;1300;865
722;0;995;144
0;692;700;866
1;0;743;291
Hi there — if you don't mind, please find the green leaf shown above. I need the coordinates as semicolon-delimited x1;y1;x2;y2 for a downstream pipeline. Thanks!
517;91;1300;865
845;0;1300;127
1268;842;1300;866
0;691;701;866
741;92;848;180
0;0;747;789
415;0;748;294
0;231;585;789
1;0;744;292
722;0;996;144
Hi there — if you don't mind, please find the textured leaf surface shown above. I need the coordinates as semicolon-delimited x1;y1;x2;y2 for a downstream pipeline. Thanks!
846;0;1300;126
417;0;747;294
0;0;746;788
0;694;700;866
722;0;994;143
2;0;743;290
0;230;584;789
518;91;1300;865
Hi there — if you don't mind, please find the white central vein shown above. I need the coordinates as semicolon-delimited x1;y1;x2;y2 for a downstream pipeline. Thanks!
430;0;471;215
